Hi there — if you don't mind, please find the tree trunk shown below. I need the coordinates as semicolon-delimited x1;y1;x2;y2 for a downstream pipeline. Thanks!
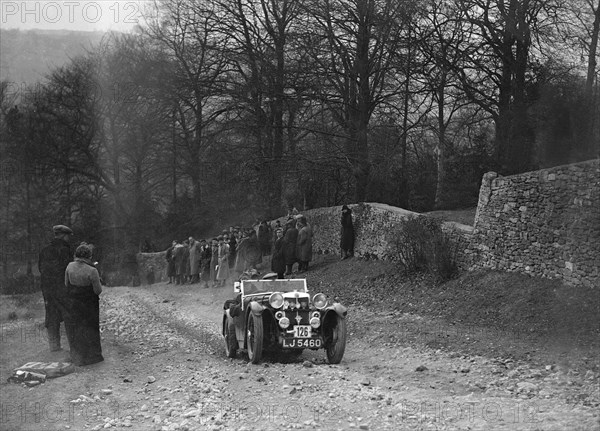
434;69;449;209
587;0;600;94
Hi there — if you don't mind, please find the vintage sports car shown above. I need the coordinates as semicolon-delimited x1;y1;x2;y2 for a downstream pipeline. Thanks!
222;274;347;364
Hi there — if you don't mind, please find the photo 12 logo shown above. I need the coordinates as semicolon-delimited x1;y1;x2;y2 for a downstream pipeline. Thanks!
1;1;144;26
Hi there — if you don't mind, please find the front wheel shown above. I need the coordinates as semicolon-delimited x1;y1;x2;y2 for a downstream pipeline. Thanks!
224;318;237;358
325;315;347;364
246;313;263;364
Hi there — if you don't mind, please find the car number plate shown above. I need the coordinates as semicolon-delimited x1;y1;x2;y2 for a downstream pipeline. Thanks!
293;325;312;338
282;338;322;348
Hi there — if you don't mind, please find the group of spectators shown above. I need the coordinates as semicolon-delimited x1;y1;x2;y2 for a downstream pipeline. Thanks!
38;225;104;366
165;212;316;287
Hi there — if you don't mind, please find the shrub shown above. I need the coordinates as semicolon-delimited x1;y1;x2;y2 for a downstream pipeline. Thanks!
391;216;457;280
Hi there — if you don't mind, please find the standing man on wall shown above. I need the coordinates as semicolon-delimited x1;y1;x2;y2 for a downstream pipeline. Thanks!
38;224;73;351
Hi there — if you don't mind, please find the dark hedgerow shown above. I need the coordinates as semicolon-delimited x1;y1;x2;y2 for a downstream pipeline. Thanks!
390;215;458;281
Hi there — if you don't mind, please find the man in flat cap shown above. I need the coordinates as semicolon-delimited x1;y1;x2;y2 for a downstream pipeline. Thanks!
38;225;73;351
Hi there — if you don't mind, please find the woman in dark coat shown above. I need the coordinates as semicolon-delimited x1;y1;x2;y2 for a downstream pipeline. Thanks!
166;240;177;284
173;243;186;285
283;219;298;275
340;205;354;259
296;216;313;271
209;238;219;287
63;244;103;366
199;239;211;288
257;221;271;256
271;228;286;278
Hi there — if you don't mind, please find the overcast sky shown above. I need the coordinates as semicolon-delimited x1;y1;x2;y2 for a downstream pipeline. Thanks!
1;1;151;32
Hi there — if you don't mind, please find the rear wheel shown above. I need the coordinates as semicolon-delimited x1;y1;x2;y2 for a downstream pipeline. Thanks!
224;318;237;358
247;313;263;364
325;315;347;364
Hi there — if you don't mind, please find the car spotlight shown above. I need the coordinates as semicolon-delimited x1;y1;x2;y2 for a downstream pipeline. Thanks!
310;317;320;328
312;311;321;319
275;311;284;320
269;292;284;309
312;293;327;309
279;317;290;329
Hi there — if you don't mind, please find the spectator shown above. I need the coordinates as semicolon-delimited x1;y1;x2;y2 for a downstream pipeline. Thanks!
64;243;104;366
182;240;190;283
173;241;186;285
38;224;73;352
258;220;271;256
234;230;248;274
228;227;237;269
271;227;286;279
271;220;281;250
287;204;299;218
245;229;262;270
216;236;230;287
340;205;355;259
283;218;298;276
199;239;211;288
296;216;313;272
166;240;177;284
189;236;201;284
209;238;219;287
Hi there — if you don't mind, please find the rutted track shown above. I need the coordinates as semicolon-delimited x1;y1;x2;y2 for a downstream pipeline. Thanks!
93;284;600;431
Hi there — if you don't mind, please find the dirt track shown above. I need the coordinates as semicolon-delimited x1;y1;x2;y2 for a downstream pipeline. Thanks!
1;268;599;431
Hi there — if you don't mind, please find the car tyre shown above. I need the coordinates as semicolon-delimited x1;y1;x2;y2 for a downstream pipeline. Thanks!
224;320;237;358
247;313;263;364
326;315;347;364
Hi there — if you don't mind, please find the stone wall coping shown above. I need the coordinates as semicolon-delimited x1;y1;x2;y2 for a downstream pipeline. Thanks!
492;158;599;182
363;202;419;217
442;221;474;232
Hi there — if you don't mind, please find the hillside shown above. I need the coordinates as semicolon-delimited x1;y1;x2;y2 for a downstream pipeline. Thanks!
0;28;106;86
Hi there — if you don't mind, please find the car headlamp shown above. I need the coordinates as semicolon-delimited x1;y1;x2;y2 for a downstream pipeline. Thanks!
275;311;284;320
279;317;290;329
310;317;320;328
312;293;327;310
269;292;284;309
312;311;320;319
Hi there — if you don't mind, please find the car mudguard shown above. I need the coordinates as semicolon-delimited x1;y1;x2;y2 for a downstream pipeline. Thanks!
325;303;348;319
248;301;265;316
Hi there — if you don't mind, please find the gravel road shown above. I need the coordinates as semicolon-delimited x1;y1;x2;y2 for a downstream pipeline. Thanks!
1;281;598;431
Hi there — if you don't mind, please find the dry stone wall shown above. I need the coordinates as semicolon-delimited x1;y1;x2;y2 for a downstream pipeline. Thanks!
136;159;598;288
466;159;599;288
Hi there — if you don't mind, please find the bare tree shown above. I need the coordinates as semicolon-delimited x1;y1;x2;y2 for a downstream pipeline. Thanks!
144;0;230;208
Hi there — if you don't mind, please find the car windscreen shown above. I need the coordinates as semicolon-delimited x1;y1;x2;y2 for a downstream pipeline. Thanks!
242;279;306;295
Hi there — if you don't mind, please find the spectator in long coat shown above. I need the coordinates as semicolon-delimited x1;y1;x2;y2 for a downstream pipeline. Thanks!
228;227;237;269
257;221;271;256
38;224;72;352
181;240;190;282
173;243;186;285
234;231;248;274
188;237;201;283
271;220;281;251
199;239;211;288
340;205;355;259
236;230;262;271
209;238;219;287
271;228;286;279
296;216;313;272
166;240;177;284
216;236;230;287
63;244;103;366
283;219;298;275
